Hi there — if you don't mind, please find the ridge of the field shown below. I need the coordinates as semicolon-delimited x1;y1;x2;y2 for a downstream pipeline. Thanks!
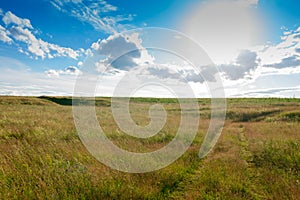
1;96;300;105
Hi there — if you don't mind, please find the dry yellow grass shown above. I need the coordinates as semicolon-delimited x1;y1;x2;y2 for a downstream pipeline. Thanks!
0;96;299;199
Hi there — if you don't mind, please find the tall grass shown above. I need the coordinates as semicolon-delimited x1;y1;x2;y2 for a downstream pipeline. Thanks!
0;97;299;199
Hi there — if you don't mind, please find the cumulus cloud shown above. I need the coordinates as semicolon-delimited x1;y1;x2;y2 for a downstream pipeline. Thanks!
91;33;153;70
0;10;79;59
65;66;81;74
95;34;140;69
2;11;33;29
77;61;83;67
8;26;79;59
219;50;259;80
50;0;133;33
145;65;182;81
45;66;81;77
265;55;300;69
140;55;260;83
0;25;13;43
86;26;300;85
258;26;300;70
95;35;140;58
88;31;218;84
129;63;217;84
0;64;77;96
147;67;206;83
45;69;60;78
212;26;300;81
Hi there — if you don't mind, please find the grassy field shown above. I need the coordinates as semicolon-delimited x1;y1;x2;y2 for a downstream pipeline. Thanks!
0;96;299;199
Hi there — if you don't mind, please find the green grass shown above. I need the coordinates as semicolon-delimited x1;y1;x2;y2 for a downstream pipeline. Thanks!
0;96;299;199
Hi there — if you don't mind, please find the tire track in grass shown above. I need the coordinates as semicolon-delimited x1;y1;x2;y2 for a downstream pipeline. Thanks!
237;124;267;199
168;125;262;199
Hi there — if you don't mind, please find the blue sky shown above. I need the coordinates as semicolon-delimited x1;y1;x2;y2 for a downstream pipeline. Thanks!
0;0;300;97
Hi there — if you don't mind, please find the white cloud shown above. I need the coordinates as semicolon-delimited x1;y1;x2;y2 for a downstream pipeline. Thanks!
0;25;13;43
102;14;135;31
77;61;83;66
0;68;77;96
215;26;300;82
2;11;33;29
94;34;141;69
0;57;77;96
133;49;259;83
64;66;81;75
0;11;80;59
219;50;260;80
45;66;81;77
259;65;300;77
1;55;300;98
67;0;83;3
259;26;300;69
228;86;300;98
8;26;79;59
264;56;300;69
50;0;133;33
45;69;60;78
92;33;154;70
138;63;218;84
62;24;300;97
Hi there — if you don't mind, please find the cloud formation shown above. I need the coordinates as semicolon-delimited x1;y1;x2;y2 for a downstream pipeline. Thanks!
2;11;33;29
0;10;79;59
214;25;300;81
230;86;300;98
219;50;259;80
85;24;300;86
0;25;12;43
141;49;260;83
45;66;81;77
259;27;300;69
144;65;207;83
91;33;154;71
265;55;300;69
50;0;133;33
93;34;141;70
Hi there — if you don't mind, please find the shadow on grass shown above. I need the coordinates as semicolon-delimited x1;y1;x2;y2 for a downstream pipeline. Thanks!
38;96;111;107
227;109;281;122
39;96;73;106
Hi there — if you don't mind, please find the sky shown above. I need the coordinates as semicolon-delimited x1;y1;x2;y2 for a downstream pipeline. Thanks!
0;0;300;97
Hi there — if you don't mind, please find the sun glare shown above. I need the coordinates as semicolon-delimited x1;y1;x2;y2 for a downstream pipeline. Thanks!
182;0;262;64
